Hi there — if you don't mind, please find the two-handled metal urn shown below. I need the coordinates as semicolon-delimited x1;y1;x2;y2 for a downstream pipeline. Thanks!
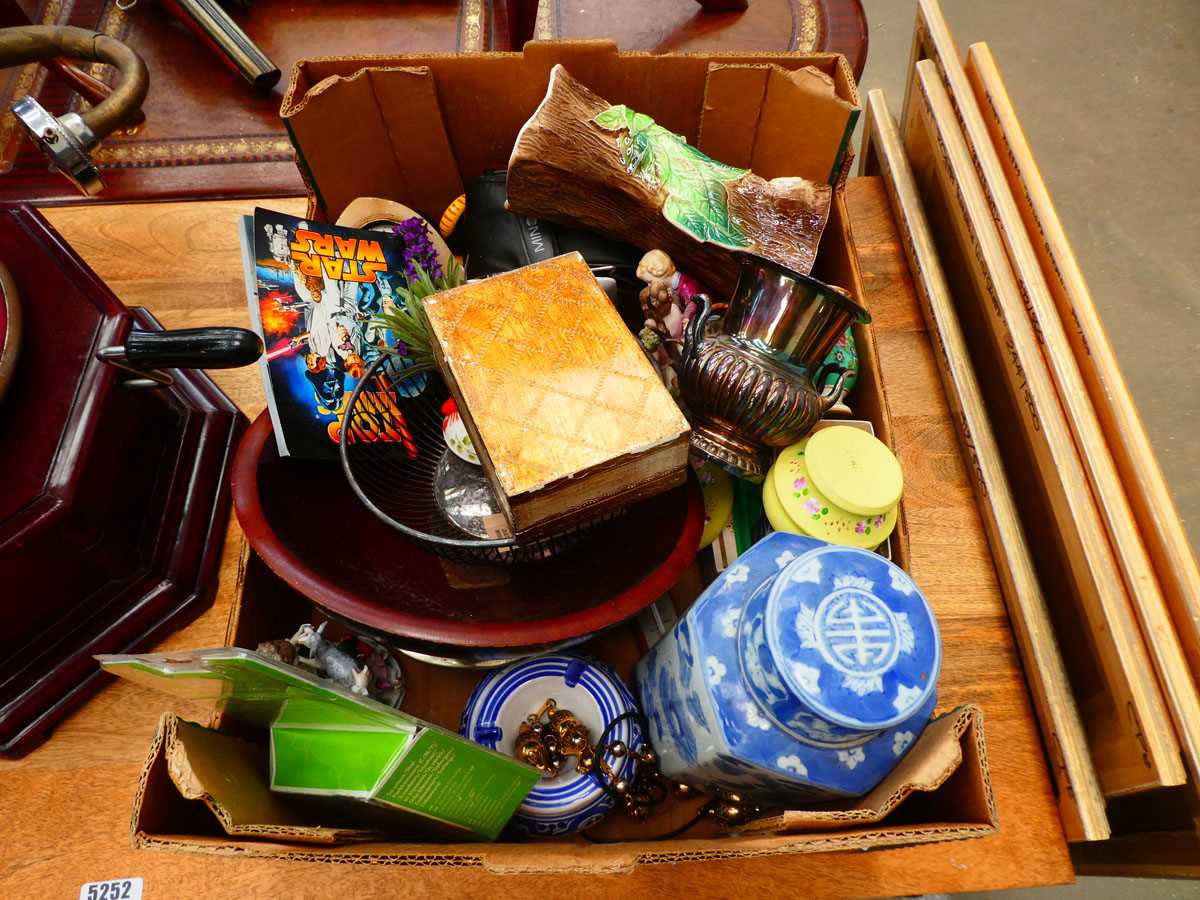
679;254;871;480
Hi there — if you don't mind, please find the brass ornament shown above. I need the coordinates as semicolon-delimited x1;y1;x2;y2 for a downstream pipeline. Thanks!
512;700;760;830
677;255;870;480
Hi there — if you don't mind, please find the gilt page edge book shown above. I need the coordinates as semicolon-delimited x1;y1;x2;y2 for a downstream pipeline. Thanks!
421;252;691;534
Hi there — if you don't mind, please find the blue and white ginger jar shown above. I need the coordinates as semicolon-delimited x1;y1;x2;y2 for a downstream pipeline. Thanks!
635;532;940;804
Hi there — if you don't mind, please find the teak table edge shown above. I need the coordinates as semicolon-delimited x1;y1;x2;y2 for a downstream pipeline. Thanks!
0;179;1071;898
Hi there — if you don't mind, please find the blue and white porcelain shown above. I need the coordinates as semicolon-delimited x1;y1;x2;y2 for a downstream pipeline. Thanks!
460;654;641;837
635;532;940;804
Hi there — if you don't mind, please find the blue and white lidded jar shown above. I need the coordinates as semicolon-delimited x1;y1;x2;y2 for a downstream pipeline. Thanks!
460;653;641;837
635;532;940;805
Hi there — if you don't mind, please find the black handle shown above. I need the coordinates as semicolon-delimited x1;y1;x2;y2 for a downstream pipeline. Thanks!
125;327;263;370
682;293;715;360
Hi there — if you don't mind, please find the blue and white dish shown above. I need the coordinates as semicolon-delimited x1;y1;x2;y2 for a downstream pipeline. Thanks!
460;654;640;837
635;532;940;804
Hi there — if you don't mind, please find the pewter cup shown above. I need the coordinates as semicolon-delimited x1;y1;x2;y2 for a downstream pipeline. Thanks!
678;254;871;480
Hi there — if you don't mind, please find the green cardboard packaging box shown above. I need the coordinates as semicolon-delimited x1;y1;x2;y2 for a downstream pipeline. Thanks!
99;649;537;841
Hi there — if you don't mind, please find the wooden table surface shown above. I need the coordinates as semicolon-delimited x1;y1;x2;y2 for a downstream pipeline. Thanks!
0;177;1072;898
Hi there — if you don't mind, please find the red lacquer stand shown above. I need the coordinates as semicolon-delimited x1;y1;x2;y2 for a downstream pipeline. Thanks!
0;206;246;754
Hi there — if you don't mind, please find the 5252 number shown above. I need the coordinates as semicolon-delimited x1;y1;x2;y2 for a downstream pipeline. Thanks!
82;879;138;900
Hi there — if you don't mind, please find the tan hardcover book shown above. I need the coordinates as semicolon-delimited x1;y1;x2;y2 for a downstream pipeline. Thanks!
422;252;691;535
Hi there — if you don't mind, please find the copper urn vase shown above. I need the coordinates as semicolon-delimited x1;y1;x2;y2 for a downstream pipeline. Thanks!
678;254;871;480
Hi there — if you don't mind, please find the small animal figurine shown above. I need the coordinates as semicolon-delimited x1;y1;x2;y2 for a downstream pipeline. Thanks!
289;622;371;696
351;665;371;695
336;635;407;708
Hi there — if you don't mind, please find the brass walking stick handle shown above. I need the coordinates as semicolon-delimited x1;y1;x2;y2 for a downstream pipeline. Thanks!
0;25;149;195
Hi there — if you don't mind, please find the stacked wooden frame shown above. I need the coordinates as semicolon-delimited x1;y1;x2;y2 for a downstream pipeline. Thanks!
860;0;1200;858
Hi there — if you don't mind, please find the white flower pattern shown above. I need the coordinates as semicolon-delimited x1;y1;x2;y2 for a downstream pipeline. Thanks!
719;607;740;638
706;655;727;684
788;660;822;696
836;747;866;770
721;564;749;592
776;754;808;776
893;683;924;713
889;567;916;596
790;557;823;585
892;730;915;756
739;701;773;731
775;550;797;569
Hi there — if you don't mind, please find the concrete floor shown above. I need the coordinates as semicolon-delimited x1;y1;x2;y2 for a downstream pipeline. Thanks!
859;0;1200;550
857;1;1200;897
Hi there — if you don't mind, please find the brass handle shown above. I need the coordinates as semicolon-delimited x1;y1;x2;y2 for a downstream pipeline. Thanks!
0;25;147;138
818;368;852;413
683;292;716;360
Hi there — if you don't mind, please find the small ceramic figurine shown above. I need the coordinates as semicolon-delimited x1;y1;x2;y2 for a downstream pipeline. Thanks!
440;397;479;465
636;249;705;393
337;634;407;708
289;622;371;696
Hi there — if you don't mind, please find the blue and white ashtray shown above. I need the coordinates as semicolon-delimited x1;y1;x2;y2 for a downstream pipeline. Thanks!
460;653;641;837
636;533;940;805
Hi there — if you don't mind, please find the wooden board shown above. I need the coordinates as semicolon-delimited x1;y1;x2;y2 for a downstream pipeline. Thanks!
859;88;1108;843
905;0;1200;798
0;192;1072;896
963;39;1200;721
1072;830;1200;880
901;58;1183;797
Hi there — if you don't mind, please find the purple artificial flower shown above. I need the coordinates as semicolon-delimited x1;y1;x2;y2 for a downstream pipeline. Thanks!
393;339;409;357
392;217;444;283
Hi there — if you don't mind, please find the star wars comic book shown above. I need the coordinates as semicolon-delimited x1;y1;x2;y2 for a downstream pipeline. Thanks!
239;209;427;459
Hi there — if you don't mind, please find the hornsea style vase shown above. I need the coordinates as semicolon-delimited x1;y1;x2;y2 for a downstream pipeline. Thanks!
636;533;941;804
678;254;871;480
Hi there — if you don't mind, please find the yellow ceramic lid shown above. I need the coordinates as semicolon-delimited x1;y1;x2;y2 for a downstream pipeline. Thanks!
803;425;903;517
772;439;897;550
692;456;734;549
762;461;809;536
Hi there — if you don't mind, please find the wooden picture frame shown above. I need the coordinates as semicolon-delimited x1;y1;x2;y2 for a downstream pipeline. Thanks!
905;0;1200;797
859;88;1108;842
963;39;1200;716
901;57;1183;797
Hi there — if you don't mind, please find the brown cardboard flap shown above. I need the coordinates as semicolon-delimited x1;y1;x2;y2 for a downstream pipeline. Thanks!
697;63;857;185
138;714;380;846
696;64;771;168
282;42;859;223
287;65;461;221
753;66;857;184
739;705;996;835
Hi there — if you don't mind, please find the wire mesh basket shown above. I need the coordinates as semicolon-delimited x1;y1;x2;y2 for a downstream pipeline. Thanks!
339;352;607;566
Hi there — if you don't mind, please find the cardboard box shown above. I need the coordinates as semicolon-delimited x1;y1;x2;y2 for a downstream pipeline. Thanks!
130;553;996;870
126;43;995;870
